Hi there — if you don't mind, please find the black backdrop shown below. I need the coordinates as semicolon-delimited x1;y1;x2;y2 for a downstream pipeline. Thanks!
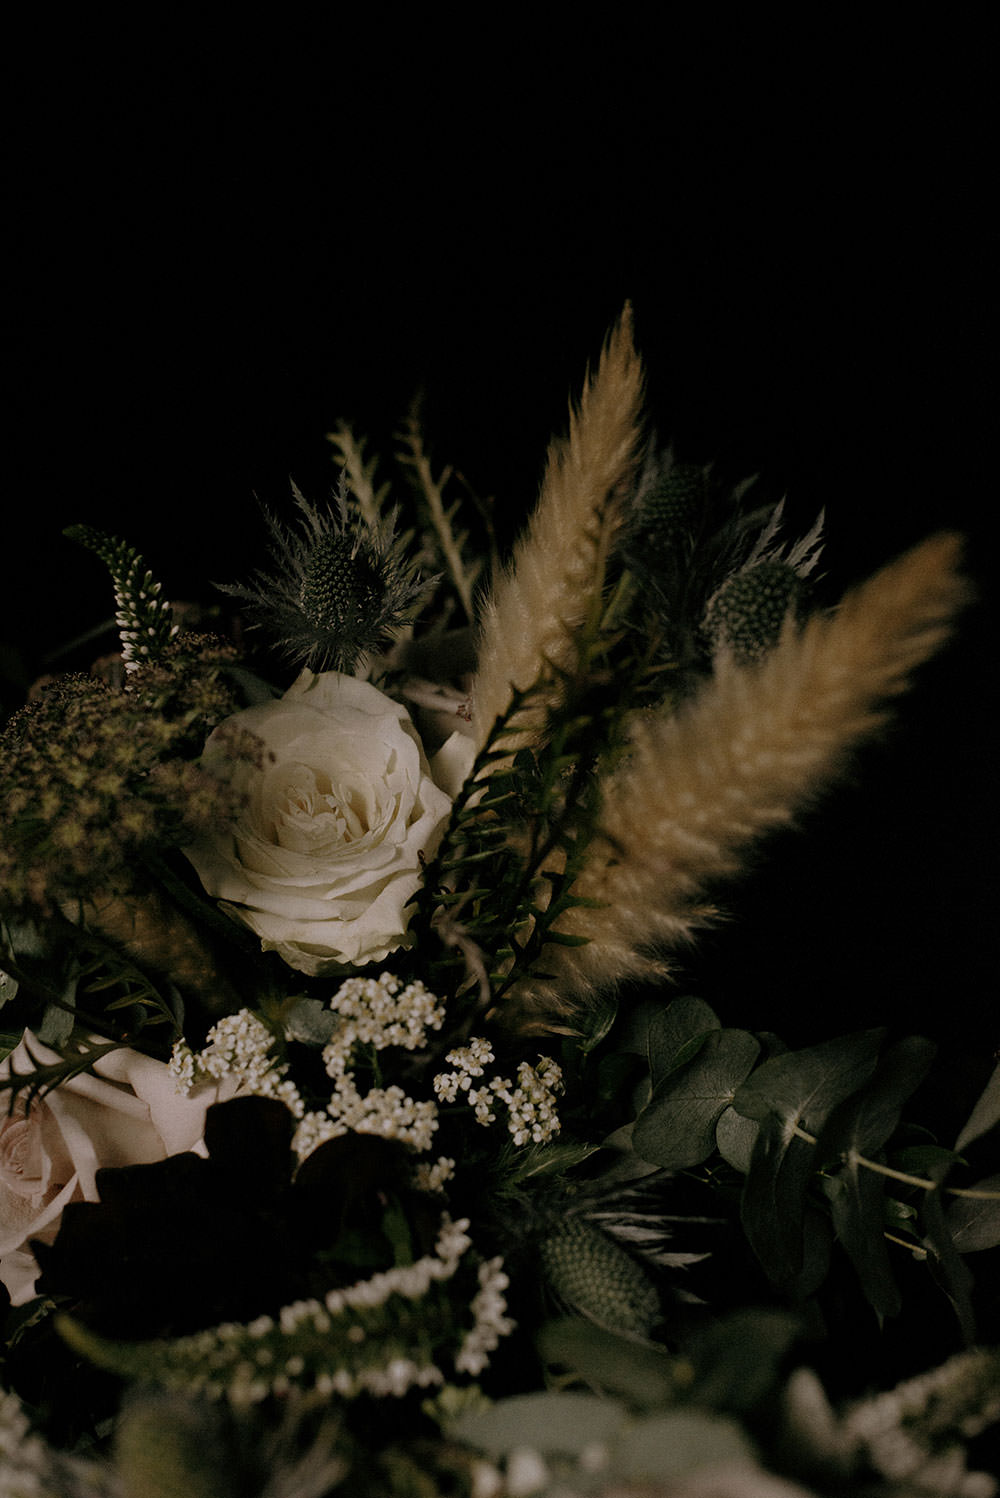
4;21;996;1095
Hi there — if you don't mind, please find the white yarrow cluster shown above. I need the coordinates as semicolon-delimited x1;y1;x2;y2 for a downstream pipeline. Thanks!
434;1041;563;1145
323;973;446;1077
292;1074;439;1159
169;1011;304;1118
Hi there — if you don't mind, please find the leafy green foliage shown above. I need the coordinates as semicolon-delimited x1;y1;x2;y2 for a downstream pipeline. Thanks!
633;1027;760;1170
609;996;999;1340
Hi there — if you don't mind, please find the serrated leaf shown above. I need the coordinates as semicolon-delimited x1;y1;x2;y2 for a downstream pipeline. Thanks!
955;1061;1000;1153
633;1029;761;1170
945;1176;1000;1252
646;997;721;1091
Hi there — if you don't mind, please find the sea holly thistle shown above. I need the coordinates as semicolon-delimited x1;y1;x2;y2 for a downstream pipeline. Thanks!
218;481;429;675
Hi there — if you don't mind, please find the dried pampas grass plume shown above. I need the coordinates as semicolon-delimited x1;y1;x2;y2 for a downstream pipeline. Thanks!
470;305;644;755
500;533;968;1031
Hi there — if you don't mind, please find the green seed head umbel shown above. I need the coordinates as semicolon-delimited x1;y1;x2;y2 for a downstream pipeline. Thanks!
704;560;805;662
540;1216;660;1336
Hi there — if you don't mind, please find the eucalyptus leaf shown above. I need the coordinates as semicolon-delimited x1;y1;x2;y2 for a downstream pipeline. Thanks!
813;1036;937;1321
716;1106;759;1173
283;997;340;1046
633;1029;760;1170
452;1390;627;1459
735;1031;885;1293
613;1408;756;1481
945;1176;1000;1252
955;1061;1000;1153
646;996;721;1090
733;1028;885;1131
817;1035;937;1168
740;1114;817;1290
38;997;75;1048
684;1308;801;1413
921;1180;976;1345
823;1166;901;1319
537;1318;678;1409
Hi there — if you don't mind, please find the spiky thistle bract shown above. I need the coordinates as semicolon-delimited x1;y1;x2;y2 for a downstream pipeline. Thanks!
218;482;430;674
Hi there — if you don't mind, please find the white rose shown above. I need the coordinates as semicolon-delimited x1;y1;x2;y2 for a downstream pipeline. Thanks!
0;1034;235;1306
183;671;454;975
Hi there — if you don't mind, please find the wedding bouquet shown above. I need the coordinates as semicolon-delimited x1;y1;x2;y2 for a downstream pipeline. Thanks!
2;310;998;1497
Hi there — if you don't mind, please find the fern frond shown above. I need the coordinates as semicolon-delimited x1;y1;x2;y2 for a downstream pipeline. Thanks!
469;305;645;756
499;533;968;1029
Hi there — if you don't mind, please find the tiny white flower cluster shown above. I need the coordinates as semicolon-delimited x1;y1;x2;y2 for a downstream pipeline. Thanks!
292;1074;438;1159
434;1041;563;1146
143;1217;513;1405
322;973;446;1078
455;1255;516;1377
413;1155;457;1193
170;1010;303;1118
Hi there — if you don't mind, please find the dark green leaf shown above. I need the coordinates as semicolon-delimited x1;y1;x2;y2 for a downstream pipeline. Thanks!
537;1318;677;1409
945;1177;1000;1252
646;997;721;1090
893;1144;966;1179
739;1114;817;1290
733;1028;885;1132
817;1035;937;1167
633;1029;760;1169
684;1308;801;1413
715;1107;759;1173
614;1409;755;1480
922;1180;977;1344
812;1037;936;1320
956;1062;1000;1152
453;1390;626;1459
823;1166;901;1319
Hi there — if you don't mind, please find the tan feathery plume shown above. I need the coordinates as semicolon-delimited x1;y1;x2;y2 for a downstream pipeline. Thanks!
499;533;968;1030
469;305;645;754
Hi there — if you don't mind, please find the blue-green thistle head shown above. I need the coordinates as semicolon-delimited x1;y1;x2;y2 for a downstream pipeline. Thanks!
703;560;806;662
219;483;428;674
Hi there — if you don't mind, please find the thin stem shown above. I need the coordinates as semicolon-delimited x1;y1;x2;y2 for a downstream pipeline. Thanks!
792;1124;1000;1200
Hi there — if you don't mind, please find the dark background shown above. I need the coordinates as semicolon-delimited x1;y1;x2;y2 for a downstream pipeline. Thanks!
4;21;996;1098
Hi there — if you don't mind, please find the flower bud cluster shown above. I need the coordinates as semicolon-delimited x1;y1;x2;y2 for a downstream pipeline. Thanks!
434;1041;563;1146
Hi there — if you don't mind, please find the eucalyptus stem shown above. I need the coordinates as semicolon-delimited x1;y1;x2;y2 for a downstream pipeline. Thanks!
791;1124;1000;1201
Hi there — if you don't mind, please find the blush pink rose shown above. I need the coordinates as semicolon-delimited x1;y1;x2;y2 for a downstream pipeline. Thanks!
0;1034;238;1306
